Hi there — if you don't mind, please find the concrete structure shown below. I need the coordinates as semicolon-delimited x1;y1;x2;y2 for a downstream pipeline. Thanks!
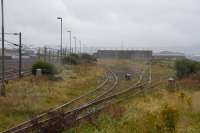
96;50;153;60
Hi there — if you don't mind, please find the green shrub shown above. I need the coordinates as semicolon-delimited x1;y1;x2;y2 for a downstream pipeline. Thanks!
143;112;162;133
175;59;200;79
80;53;97;63
62;53;96;65
160;104;179;132
62;54;80;65
32;60;56;75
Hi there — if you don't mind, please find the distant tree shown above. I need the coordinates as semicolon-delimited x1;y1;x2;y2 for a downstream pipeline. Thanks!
175;59;200;79
62;53;80;65
80;53;97;63
62;53;96;65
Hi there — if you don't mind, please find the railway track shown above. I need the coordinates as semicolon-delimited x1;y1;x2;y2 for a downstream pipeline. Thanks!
1;62;161;133
0;69;32;84
0;58;37;84
1;68;118;133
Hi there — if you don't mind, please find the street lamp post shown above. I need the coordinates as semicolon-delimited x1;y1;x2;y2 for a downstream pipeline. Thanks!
67;30;72;54
57;17;63;58
73;36;77;54
1;0;5;96
79;40;81;54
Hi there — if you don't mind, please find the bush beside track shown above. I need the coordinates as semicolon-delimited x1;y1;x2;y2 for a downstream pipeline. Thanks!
32;60;57;75
175;59;200;79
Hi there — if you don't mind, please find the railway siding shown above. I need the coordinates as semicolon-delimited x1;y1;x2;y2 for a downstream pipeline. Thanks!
1;61;159;133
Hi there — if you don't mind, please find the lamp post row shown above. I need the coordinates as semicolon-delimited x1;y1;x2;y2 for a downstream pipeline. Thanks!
0;1;85;96
57;17;84;56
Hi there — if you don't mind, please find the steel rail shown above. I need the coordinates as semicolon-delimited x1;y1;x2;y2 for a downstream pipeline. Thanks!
11;67;153;133
0;69;31;81
9;83;146;133
76;80;163;122
3;65;146;133
1;69;117;133
2;62;151;133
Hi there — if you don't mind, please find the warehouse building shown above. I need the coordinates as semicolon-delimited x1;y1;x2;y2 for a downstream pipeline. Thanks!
96;50;153;60
153;51;186;60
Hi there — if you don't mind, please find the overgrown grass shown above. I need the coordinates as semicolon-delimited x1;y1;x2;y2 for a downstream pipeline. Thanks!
0;64;105;131
67;88;200;133
65;60;200;133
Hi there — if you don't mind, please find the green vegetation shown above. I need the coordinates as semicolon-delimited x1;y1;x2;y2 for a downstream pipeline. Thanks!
0;64;105;131
80;53;97;63
63;54;80;65
2;59;200;133
160;104;179;132
65;60;200;133
62;53;97;65
31;60;56;75
175;59;200;79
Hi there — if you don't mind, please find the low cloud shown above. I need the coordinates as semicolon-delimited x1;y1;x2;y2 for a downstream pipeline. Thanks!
1;0;200;53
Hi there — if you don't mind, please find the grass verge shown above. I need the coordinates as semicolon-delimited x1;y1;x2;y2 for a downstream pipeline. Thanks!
0;63;105;131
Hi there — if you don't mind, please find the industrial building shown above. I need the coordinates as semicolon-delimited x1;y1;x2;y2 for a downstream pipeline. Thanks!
0;48;35;59
96;50;153;60
153;51;186;60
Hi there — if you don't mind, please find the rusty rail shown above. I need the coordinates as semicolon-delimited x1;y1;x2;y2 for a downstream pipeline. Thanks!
9;78;160;133
1;63;154;133
1;69;118;133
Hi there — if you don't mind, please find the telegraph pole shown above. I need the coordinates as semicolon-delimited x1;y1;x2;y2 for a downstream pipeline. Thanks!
1;0;5;96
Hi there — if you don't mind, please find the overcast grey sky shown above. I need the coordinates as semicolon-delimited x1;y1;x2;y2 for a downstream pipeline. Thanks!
2;0;200;53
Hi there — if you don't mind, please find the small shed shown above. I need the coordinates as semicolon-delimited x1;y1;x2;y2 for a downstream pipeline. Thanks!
168;77;176;88
125;73;132;80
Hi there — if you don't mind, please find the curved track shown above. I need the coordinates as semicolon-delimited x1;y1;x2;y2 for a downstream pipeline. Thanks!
1;61;162;133
1;68;118;133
